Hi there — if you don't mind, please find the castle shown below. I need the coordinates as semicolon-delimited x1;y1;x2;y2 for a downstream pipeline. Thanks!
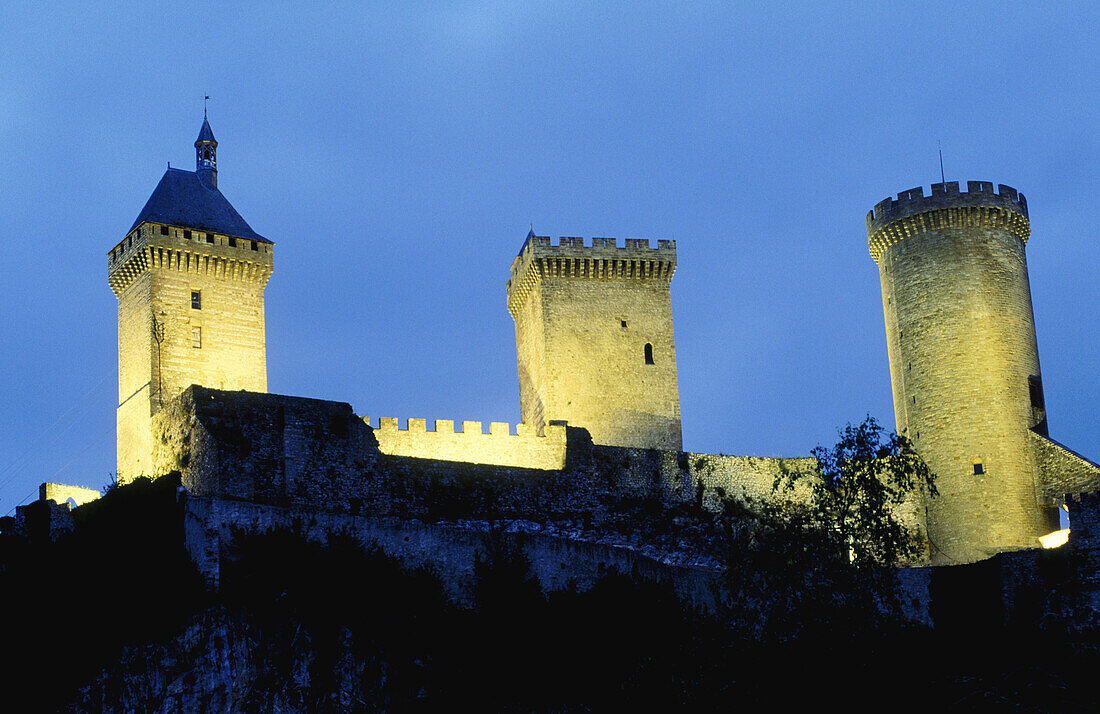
99;116;1100;569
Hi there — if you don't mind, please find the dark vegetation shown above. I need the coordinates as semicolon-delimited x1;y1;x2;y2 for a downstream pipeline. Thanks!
0;422;1098;710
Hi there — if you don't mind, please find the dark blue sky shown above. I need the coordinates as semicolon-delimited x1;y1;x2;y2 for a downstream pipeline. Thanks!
1;2;1096;512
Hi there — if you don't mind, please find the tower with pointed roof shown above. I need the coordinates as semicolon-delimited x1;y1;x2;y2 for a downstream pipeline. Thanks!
109;116;274;481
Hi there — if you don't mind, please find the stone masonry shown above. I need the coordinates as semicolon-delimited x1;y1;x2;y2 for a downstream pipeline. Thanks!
866;181;1099;565
507;234;682;451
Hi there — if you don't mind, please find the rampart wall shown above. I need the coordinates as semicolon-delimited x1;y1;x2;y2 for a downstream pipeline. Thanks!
366;417;568;470
40;483;101;508
183;496;721;610
149;387;935;567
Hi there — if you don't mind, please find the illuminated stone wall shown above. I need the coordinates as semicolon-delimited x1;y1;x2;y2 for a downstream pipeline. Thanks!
868;181;1056;564
109;222;273;482
39;482;100;507
507;236;681;451
150;387;822;522
366;417;568;470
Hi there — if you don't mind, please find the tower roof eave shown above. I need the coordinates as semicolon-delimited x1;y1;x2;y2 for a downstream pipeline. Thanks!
128;168;270;243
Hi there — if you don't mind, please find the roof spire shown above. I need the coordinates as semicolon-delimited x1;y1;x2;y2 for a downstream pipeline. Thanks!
195;111;218;189
204;94;209;118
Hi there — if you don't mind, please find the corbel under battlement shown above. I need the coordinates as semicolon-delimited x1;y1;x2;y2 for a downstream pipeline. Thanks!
866;181;1028;238
108;222;275;295
865;181;1031;263
506;235;676;316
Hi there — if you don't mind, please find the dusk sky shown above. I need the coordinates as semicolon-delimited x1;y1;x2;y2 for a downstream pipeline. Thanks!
1;2;1096;513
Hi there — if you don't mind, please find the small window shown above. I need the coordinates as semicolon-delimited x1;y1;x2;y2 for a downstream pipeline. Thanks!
192;326;202;349
228;237;236;248
251;241;258;251
206;233;215;244
160;225;169;236
911;395;916;404
644;343;655;365
183;229;192;240
1028;375;1045;411
973;462;984;475
191;290;201;310
620;319;627;328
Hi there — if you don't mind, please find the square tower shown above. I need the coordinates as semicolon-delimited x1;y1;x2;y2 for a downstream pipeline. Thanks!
108;116;273;481
507;233;681;450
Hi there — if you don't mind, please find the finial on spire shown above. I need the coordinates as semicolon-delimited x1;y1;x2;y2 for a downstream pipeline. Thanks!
204;95;210;119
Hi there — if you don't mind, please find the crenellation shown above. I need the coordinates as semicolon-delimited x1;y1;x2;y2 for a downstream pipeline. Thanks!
867;179;1028;241
930;181;960;196
364;412;569;469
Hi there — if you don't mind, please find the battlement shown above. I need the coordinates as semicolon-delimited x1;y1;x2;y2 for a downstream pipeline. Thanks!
366;417;568;470
866;181;1031;262
108;221;275;295
39;482;100;508
866;181;1028;236
507;234;677;316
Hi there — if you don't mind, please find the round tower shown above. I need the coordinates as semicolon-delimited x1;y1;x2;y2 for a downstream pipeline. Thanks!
867;180;1059;564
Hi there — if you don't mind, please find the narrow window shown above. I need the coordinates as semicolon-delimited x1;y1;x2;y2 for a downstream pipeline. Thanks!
160;225;169;236
192;326;202;349
191;290;201;310
206;233;215;244
644;343;655;365
1028;375;1045;410
620;319;627;328
251;240;258;251
183;229;192;240
973;462;984;475
911;395;916;404
228;237;237;248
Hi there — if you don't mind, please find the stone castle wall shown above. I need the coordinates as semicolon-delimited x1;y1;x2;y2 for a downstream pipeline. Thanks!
110;222;273;482
183;496;722;610
367;417;568;470
152;387;821;519
507;236;681;451
868;182;1056;564
39;483;100;508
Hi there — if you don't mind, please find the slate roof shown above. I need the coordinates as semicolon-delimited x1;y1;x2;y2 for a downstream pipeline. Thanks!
128;168;269;242
196;117;216;144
